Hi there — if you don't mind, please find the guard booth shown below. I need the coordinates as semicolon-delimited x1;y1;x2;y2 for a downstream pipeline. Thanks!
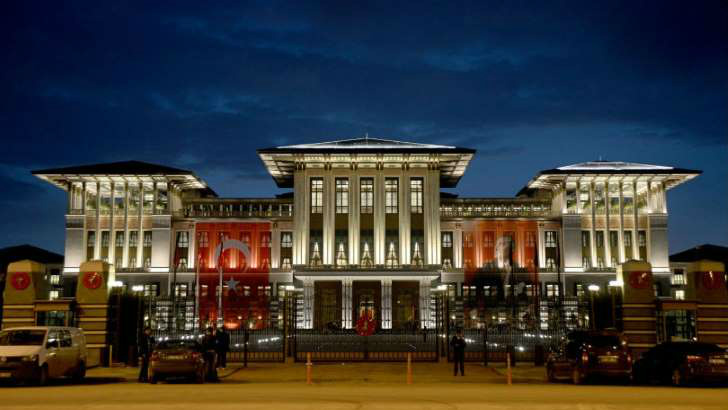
1;260;50;329
616;260;657;356
75;260;115;367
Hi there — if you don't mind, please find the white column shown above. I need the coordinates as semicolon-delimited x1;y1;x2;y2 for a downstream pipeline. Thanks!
537;223;546;269
293;169;308;265
589;181;597;268
618;180;625;263
122;182;129;268
453;227;463;269
271;223;280;269
109;182;115;266
323;172;335;265
349;175;359;265
303;279;314;329
94;182;101;260
400;175;411;265
342;277;352;329
632;180;640;260
605;180;612;268
425;168;441;265
137;182;144;269
381;278;392;329
374;172;385;265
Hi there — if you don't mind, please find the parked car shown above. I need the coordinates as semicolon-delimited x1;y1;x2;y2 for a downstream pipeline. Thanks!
547;330;632;384
632;341;728;386
148;339;206;384
0;326;87;385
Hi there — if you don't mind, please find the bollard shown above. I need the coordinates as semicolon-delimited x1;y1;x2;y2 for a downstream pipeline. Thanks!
506;352;512;385
306;352;313;385
407;352;413;385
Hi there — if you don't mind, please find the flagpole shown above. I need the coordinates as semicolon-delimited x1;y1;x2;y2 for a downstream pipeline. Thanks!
218;232;224;328
193;224;202;330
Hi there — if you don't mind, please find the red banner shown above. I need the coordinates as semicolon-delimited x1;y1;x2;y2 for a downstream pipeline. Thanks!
195;222;271;329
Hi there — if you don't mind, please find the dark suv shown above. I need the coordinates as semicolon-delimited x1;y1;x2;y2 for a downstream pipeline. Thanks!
547;330;632;384
632;342;728;386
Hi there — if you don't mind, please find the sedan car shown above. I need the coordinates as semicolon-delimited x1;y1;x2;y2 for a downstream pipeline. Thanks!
632;341;728;386
148;339;206;384
547;330;632;384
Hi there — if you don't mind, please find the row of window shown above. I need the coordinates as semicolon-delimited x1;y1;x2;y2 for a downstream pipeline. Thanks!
565;181;650;215
72;181;168;214
310;177;424;215
87;230;152;268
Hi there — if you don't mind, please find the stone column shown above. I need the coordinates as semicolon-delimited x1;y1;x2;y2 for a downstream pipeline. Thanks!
381;278;392;329
349;175;360;265
342;277;352;329
303;279;314;329
374;171;386;265
399;175;411;265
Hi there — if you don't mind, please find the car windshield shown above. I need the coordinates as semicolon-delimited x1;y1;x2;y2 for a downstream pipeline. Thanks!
155;340;200;350
0;330;47;346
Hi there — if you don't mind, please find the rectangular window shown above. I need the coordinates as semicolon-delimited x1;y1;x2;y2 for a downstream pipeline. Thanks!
638;230;647;260
281;232;293;248
310;178;323;214
565;183;577;212
281;257;292;270
114;231;125;267
156;182;168;213
100;231;109;262
609;231;620;265
99;183;112;214
544;231;558;269
175;231;189;268
594;183;606;214
385;178;398;214
335;178;349;214
128;184;140;213
609;182;620;214
143;231;152;268
85;186;97;211
142;182;154;214
442;232;452;248
623;182;634;213
360;178;373;214
581;231;591;268
410;178;423;214
128;231;138;267
113;184;125;211
579;183;591;212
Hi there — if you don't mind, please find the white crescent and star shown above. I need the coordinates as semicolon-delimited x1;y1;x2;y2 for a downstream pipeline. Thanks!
225;277;239;290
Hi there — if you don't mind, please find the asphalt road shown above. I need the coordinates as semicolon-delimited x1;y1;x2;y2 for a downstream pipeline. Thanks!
1;366;726;410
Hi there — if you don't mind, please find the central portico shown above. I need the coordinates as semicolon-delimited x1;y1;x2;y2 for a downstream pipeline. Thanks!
258;138;475;329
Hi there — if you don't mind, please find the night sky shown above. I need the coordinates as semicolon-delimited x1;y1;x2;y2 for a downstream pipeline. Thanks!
1;1;726;255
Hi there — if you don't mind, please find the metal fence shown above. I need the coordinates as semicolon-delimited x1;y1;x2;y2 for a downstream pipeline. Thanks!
293;328;438;362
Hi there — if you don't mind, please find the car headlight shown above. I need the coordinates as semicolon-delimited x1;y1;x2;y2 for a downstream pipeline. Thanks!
21;354;38;362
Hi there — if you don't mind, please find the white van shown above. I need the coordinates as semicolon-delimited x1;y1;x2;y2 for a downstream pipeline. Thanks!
0;326;87;385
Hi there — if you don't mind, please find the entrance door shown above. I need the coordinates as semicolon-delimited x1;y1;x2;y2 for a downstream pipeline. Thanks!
314;281;342;330
392;281;419;330
352;281;381;327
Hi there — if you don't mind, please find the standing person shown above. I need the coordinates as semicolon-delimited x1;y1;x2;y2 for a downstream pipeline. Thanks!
216;326;230;369
450;329;467;376
202;327;218;381
138;327;155;382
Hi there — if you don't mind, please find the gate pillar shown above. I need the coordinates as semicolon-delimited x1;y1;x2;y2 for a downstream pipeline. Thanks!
616;260;656;356
687;260;728;347
2;260;48;329
76;260;113;367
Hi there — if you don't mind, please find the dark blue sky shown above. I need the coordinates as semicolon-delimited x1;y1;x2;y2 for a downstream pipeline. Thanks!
1;1;726;254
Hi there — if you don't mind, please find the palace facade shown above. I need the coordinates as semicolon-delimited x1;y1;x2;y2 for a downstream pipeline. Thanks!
32;138;700;330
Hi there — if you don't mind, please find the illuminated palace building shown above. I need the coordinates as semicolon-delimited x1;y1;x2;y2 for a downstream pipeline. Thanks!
33;138;700;330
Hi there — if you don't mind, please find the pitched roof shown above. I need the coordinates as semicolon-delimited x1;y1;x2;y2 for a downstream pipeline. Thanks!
32;160;194;176
0;244;64;268
32;160;213;193
258;137;476;188
521;160;701;194
258;137;475;154
670;244;728;265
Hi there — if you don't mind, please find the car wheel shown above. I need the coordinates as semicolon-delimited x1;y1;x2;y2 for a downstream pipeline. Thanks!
572;368;584;385
37;365;49;387
671;369;683;387
73;361;86;383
